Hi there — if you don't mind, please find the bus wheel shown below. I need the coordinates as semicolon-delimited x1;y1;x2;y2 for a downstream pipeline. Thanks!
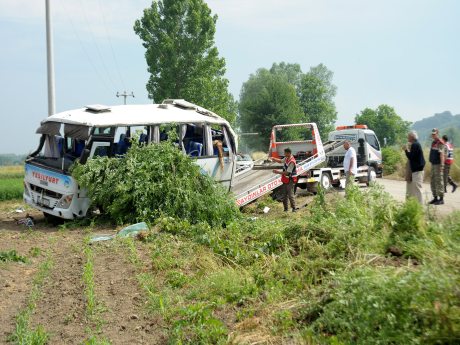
43;212;64;226
320;173;332;190
367;166;377;186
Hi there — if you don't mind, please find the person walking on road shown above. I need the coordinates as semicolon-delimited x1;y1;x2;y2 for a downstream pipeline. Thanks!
442;135;458;193
403;131;425;203
429;128;447;205
270;148;298;212
343;140;357;190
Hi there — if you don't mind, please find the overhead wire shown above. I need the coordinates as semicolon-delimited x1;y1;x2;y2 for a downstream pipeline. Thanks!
56;0;112;94
77;0;119;90
97;0;126;90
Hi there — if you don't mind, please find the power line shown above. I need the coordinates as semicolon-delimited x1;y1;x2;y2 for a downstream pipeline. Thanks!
97;0;126;89
57;0;112;94
77;0;118;89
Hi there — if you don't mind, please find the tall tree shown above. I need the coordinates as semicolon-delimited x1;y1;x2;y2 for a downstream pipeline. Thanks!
238;69;303;151
298;64;338;136
355;105;411;146
269;62;303;91
134;0;237;123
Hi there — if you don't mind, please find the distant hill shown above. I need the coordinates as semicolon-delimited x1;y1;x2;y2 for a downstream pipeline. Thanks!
412;111;460;146
0;154;26;166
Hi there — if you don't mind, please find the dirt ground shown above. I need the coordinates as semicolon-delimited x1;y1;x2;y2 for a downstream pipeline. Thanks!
0;178;458;344
0;202;165;345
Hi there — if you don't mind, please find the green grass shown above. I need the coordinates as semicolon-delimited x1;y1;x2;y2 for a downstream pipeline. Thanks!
9;253;53;345
0;177;23;201
82;237;111;345
0;250;27;263
121;185;460;344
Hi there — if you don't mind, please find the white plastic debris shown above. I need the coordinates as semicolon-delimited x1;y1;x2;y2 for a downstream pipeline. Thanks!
263;206;270;213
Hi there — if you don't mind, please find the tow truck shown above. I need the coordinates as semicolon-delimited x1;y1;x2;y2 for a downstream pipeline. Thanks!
232;123;382;206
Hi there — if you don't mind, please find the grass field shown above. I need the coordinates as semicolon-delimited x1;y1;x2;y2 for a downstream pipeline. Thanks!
0;166;24;201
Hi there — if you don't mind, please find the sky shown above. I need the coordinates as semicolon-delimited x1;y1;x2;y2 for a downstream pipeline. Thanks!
0;0;459;154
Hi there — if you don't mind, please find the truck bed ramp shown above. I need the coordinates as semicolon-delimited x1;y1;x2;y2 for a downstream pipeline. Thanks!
233;153;325;206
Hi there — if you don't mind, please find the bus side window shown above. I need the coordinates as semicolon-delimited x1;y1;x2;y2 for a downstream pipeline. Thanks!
114;127;129;155
184;124;204;157
210;125;231;157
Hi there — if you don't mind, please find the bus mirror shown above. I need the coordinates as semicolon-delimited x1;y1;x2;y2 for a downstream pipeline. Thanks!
79;149;90;164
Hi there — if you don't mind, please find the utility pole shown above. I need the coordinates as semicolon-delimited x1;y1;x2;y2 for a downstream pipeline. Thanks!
116;91;135;105
45;0;56;116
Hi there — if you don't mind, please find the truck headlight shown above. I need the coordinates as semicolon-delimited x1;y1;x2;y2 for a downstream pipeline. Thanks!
57;195;73;209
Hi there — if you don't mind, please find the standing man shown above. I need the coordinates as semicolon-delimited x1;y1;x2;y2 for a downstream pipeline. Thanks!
403;131;425;203
270;148;297;212
429;128;447;205
343;140;357;189
442;135;458;193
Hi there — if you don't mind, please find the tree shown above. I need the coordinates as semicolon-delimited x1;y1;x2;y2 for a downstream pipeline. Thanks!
298;64;338;136
238;69;303;151
134;0;237;123
355;105;411;146
269;62;303;91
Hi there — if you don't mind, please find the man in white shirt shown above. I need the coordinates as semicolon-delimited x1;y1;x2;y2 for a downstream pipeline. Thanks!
343;140;357;189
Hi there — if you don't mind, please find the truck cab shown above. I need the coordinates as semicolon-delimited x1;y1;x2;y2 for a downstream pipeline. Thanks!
326;125;383;177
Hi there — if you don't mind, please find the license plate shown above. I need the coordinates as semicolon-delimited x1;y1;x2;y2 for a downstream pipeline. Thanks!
37;197;50;206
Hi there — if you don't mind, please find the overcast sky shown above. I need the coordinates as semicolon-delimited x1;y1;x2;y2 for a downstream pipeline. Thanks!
1;0;459;154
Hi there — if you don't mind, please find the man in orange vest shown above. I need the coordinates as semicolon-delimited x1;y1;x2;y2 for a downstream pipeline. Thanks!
442;135;457;193
270;148;298;212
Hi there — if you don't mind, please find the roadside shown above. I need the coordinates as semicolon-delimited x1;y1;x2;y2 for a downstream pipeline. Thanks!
376;177;460;216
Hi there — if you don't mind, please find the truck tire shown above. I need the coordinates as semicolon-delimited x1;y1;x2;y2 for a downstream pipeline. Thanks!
320;173;332;191
367;166;377;186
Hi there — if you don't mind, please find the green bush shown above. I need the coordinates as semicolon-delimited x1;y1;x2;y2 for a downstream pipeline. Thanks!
72;140;240;226
382;146;404;175
311;266;460;344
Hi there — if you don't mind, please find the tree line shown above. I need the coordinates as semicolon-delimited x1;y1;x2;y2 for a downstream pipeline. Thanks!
135;0;410;151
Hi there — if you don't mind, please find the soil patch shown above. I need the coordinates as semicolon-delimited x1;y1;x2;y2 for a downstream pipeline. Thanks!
28;231;87;345
92;242;166;344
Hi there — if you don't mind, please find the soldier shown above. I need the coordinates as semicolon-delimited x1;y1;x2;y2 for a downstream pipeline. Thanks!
429;128;447;205
442;135;458;193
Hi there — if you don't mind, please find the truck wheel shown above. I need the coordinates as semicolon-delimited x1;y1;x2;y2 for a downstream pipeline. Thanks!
367;166;377;186
320;173;332;190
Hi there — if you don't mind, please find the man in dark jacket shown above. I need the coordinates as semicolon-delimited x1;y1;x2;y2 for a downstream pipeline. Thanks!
404;131;425;203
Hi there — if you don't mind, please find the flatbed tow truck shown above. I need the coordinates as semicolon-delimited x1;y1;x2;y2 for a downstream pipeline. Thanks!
232;123;382;206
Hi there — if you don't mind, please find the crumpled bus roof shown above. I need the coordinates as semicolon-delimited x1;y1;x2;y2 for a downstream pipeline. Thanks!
40;100;234;134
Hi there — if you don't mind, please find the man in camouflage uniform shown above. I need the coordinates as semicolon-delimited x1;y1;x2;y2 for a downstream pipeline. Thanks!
429;128;447;205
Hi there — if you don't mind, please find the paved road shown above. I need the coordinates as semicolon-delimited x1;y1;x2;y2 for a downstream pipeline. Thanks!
376;177;460;216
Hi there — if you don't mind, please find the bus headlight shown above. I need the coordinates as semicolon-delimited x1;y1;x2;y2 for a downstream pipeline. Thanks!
57;195;73;209
23;182;30;197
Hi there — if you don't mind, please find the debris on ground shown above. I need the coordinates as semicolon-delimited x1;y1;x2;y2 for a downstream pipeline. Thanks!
90;222;149;243
15;214;35;228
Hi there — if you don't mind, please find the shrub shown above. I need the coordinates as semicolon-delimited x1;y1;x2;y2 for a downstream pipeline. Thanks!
72;140;240;226
382;146;404;175
310;266;460;345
